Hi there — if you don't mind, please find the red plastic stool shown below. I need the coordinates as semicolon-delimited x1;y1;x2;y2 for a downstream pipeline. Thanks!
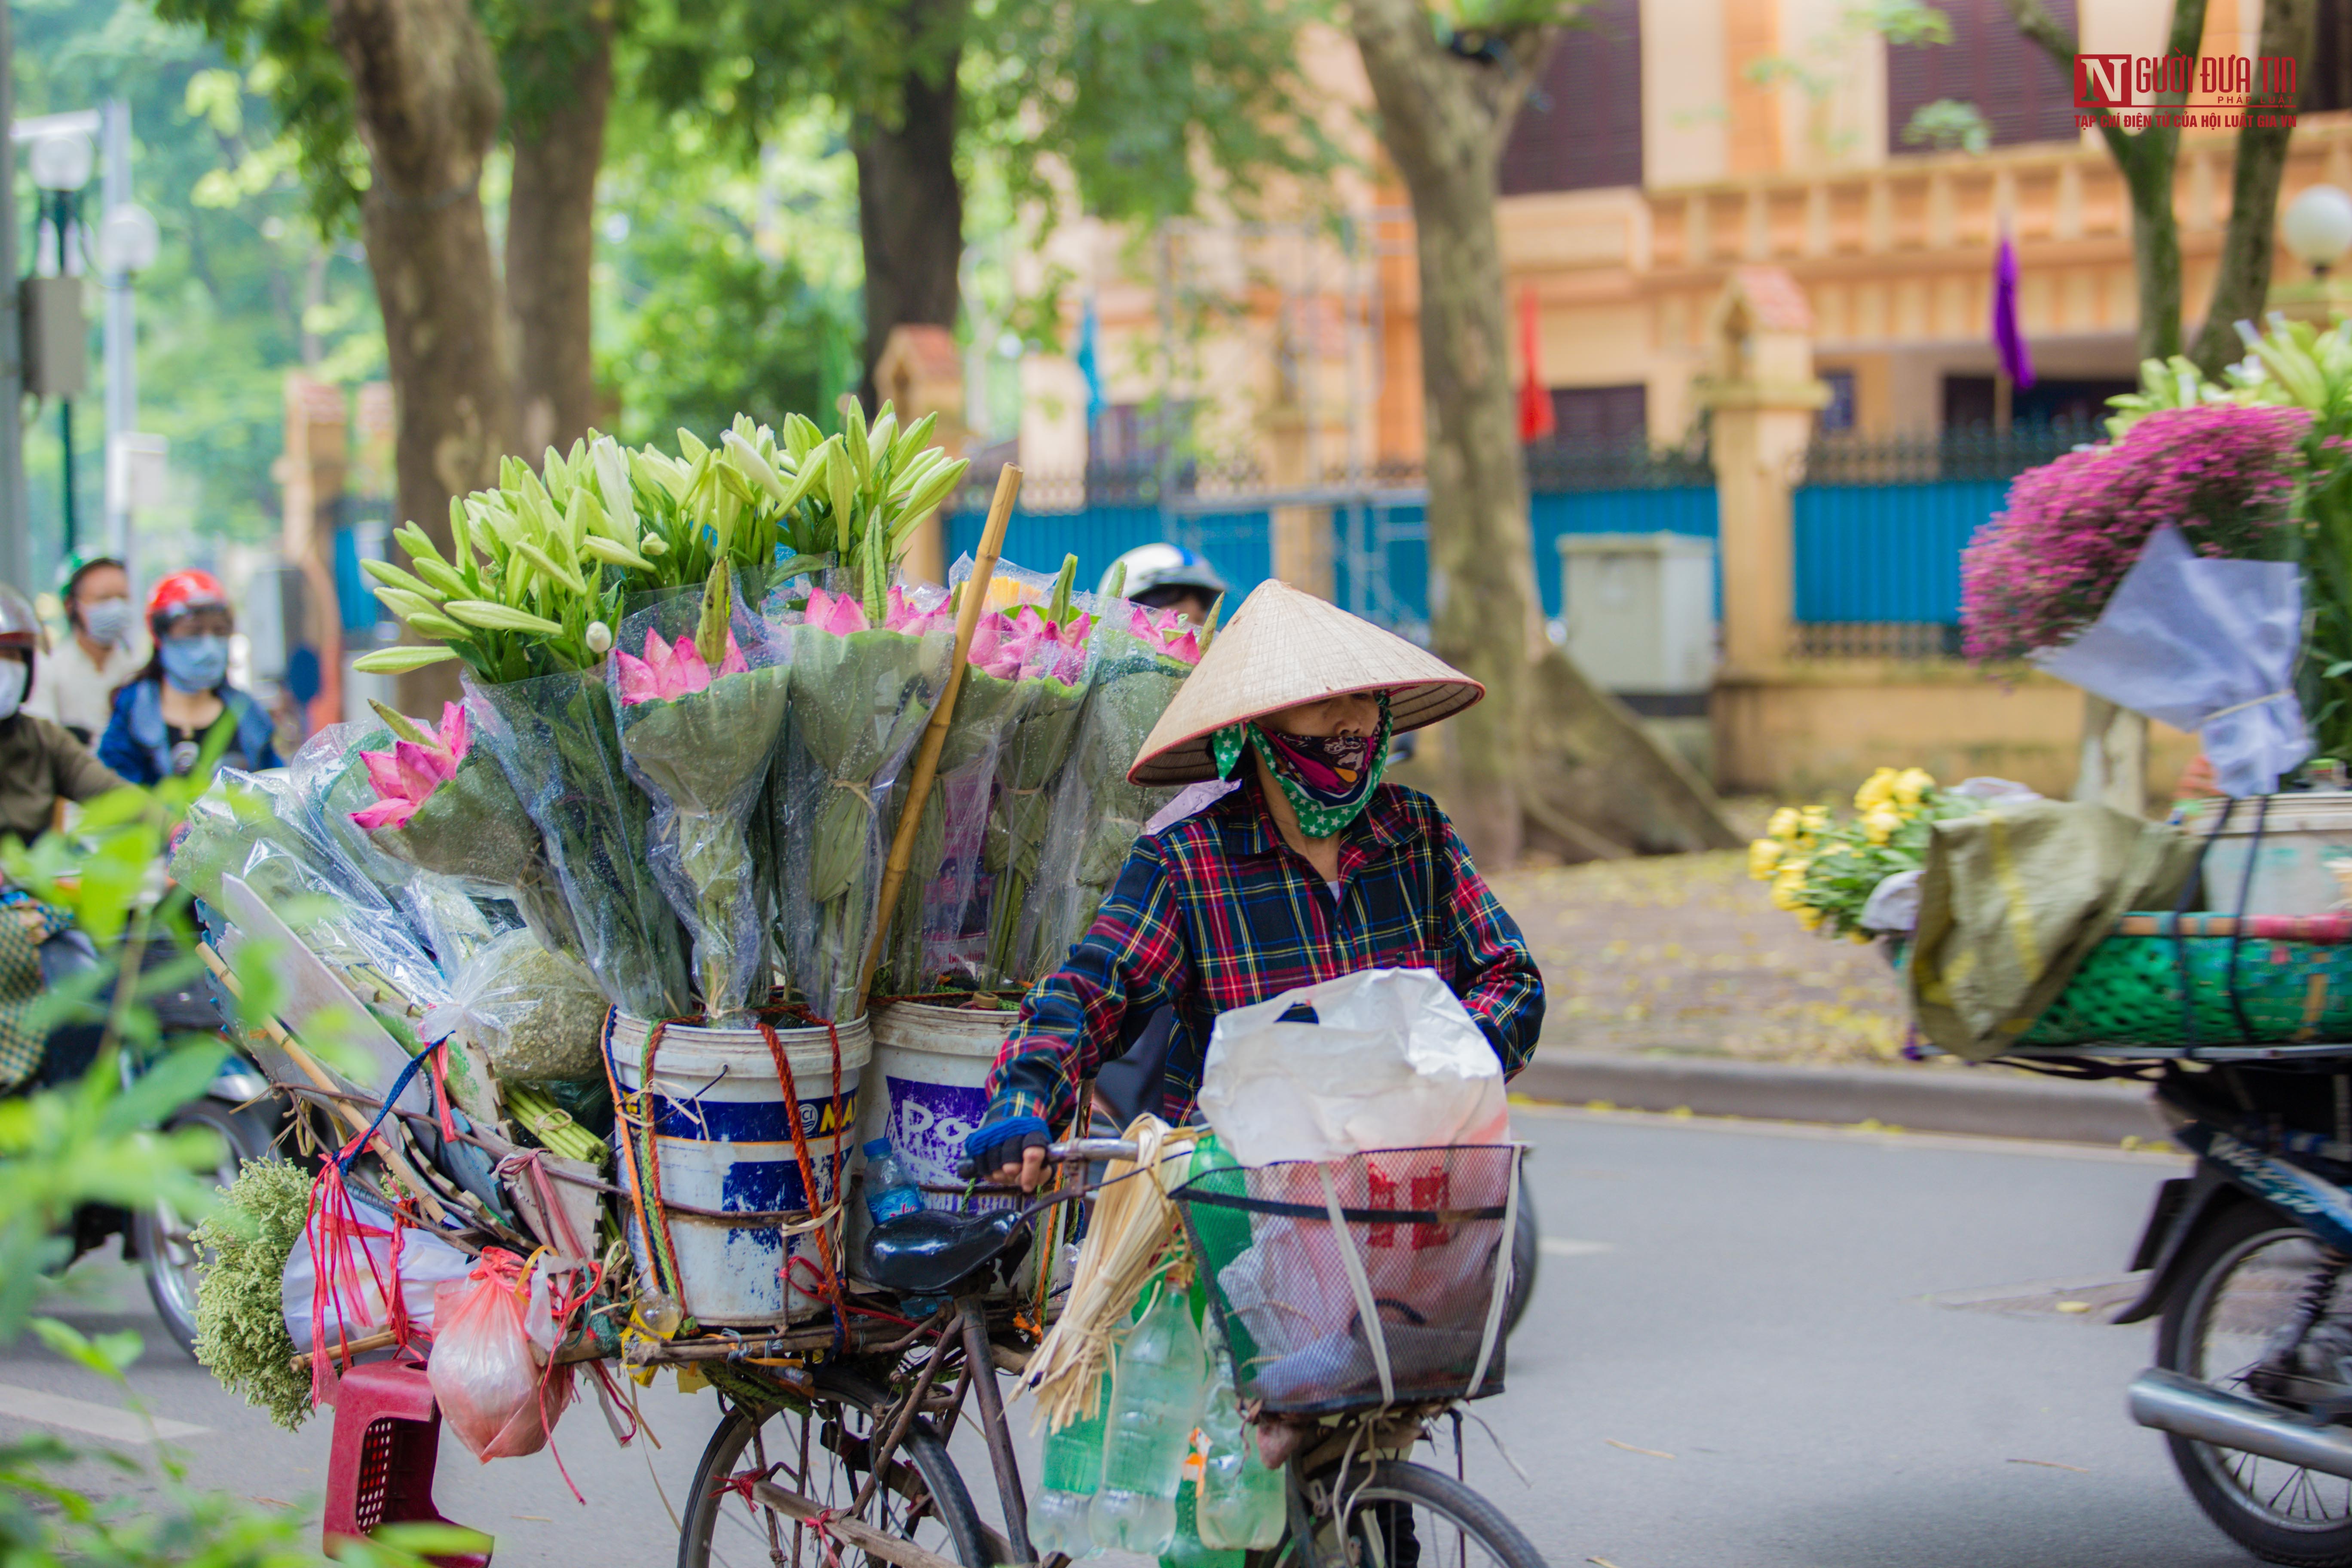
322;1359;493;1568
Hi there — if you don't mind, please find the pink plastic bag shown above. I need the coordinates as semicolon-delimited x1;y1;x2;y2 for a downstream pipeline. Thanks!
428;1248;575;1460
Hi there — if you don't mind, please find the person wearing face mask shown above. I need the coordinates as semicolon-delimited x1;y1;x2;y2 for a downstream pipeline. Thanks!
0;582;127;842
25;556;146;744
968;579;1545;1192
98;570;280;786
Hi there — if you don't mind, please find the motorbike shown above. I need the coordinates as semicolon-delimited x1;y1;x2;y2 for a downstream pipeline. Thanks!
33;928;286;1358
2115;1058;2352;1565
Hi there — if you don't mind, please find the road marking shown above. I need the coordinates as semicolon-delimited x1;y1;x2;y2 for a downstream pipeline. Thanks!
0;1382;207;1443
1540;1236;1615;1257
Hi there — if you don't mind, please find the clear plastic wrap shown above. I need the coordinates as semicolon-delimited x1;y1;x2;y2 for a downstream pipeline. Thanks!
767;578;952;1020
420;926;609;1084
467;668;694;1021
348;697;584;959
289;723;514;974
1025;603;1197;974
611;572;791;1019
172;768;450;1018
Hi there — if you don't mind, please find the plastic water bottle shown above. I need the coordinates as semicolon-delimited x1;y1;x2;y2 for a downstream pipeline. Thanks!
1090;1284;1207;1554
1196;1320;1285;1549
1160;1473;1240;1568
862;1139;922;1225
1030;1373;1109;1557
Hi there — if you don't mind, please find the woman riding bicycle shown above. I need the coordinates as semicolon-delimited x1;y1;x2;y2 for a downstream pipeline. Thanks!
969;580;1545;1191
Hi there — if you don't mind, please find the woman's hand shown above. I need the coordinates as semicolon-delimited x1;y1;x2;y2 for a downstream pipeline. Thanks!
994;1145;1049;1193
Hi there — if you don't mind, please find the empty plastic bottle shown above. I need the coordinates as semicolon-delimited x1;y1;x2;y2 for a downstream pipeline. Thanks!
1030;1372;1110;1557
1160;1473;1240;1568
862;1139;922;1225
1196;1319;1285;1550
1090;1283;1207;1554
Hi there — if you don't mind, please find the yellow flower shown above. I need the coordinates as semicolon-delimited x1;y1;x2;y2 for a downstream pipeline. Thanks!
1768;861;1809;910
1800;805;1832;836
1796;905;1826;931
1766;806;1802;842
1848;929;1872;944
1893;767;1936;808
1748;838;1783;880
1854;767;1899;812
1862;808;1904;845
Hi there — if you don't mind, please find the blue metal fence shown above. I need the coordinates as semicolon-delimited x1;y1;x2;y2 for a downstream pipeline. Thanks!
1791;479;2004;626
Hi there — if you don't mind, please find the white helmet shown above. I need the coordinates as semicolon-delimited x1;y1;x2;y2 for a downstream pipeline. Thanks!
1099;543;1227;606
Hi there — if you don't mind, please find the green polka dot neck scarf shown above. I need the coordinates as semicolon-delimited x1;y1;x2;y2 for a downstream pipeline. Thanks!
1210;693;1393;838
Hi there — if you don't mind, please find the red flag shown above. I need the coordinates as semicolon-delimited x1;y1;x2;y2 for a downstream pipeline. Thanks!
1517;286;1554;443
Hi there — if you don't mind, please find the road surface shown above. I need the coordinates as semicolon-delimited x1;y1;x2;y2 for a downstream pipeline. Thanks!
3;1105;2250;1567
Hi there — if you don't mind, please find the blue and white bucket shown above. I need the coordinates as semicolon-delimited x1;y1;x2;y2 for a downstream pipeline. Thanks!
608;1011;870;1326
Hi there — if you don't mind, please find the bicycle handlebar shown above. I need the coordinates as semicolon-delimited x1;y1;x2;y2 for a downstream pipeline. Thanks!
952;1137;1140;1181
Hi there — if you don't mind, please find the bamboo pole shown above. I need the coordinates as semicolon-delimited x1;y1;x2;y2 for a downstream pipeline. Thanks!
855;465;1024;1014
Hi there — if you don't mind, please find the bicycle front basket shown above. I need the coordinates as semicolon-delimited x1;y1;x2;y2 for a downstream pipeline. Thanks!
1172;1144;1521;1416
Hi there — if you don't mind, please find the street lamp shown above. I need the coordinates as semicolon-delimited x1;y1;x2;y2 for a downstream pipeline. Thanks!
28;126;92;554
2283;184;2352;279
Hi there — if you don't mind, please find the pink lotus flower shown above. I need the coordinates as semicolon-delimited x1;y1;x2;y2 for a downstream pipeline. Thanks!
803;586;870;636
614;627;750;706
885;585;950;638
351;702;468;831
1129;604;1201;665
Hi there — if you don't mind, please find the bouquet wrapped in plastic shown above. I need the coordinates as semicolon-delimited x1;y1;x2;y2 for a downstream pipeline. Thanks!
468;668;693;1021
771;584;952;1019
288;724;511;973
1027;602;1204;969
611;567;791;1018
976;560;1097;986
342;698;582;959
872;585;1029;992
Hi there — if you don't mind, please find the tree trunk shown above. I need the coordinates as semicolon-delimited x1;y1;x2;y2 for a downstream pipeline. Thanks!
2188;0;2318;379
2006;0;2208;363
1351;0;1547;867
506;11;612;457
851;0;966;403
328;0;511;713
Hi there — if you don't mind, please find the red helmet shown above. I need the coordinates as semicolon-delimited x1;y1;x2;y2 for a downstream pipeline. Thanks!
147;569;228;627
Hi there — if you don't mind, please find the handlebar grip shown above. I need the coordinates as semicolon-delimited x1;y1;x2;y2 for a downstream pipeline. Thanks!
955;1157;979;1181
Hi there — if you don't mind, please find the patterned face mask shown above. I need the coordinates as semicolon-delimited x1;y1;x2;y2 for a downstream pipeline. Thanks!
1211;692;1393;838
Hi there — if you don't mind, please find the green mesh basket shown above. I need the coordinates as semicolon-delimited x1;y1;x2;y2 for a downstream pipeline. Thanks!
2019;925;2352;1047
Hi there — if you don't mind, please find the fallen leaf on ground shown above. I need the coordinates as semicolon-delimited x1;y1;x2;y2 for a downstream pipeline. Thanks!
1605;1438;1676;1458
2006;1458;2089;1473
2055;1300;2092;1314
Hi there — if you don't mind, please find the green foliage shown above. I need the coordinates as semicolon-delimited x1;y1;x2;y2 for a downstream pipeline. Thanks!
1902;99;1991;155
596;198;858;450
192;1158;314;1431
16;1;382;576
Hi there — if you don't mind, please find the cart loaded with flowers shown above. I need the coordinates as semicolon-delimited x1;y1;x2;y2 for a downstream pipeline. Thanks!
172;406;1228;1556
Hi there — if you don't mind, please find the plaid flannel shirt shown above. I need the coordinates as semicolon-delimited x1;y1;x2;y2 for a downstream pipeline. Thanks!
986;774;1544;1130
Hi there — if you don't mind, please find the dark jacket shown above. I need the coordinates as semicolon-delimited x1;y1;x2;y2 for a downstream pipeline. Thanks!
0;713;127;842
97;679;280;786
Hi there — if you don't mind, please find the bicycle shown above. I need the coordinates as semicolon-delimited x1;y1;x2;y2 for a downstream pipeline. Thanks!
654;1136;1548;1568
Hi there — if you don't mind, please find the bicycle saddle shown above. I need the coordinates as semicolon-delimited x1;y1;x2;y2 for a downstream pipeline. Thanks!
861;1207;1033;1297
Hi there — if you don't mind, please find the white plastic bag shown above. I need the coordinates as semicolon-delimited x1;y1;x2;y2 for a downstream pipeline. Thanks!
280;1199;475;1353
1197;968;1509;1166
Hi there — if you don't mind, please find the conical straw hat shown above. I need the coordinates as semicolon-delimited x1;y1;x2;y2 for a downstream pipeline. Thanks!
1129;580;1483;785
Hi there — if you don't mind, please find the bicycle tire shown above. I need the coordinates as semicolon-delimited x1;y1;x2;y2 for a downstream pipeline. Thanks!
677;1363;993;1568
1315;1458;1547;1568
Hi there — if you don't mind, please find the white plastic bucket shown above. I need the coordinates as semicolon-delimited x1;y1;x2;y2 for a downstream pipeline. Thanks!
607;1012;870;1326
2181;794;2352;916
849;1000;1028;1283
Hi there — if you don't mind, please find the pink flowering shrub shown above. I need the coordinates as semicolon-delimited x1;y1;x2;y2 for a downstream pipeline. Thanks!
1961;403;2311;663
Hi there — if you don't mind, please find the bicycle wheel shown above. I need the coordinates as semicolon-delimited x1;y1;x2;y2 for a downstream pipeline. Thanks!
1313;1459;1547;1568
678;1363;992;1568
